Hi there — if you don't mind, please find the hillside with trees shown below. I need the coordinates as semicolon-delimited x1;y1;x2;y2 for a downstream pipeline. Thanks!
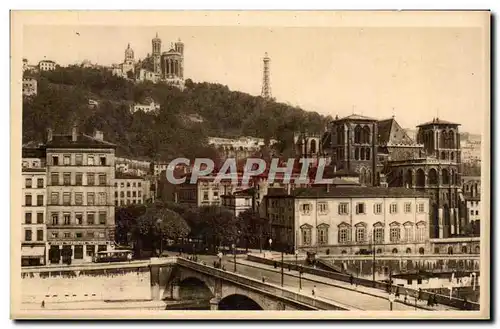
22;66;331;161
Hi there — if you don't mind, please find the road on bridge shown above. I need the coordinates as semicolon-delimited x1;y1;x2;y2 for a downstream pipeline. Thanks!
177;252;459;311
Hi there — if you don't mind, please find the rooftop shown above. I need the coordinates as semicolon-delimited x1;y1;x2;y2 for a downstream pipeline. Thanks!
333;113;377;122
46;133;116;149
267;186;429;199
417;118;460;127
115;172;144;180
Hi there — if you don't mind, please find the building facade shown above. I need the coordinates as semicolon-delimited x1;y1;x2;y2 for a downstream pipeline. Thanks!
386;119;463;239
21;147;48;266
45;127;116;264
462;176;481;235
38;60;56;71
114;173;151;206
263;187;430;255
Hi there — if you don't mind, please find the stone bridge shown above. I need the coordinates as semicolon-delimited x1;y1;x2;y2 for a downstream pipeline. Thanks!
151;258;353;310
21;257;356;311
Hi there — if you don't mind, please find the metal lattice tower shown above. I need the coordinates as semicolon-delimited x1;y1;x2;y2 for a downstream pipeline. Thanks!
261;52;272;99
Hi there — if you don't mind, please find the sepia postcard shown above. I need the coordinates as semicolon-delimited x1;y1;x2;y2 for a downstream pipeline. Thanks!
10;10;490;320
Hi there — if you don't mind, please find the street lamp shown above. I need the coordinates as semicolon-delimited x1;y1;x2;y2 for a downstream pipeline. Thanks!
232;243;236;272
372;229;376;287
295;249;302;290
389;292;395;311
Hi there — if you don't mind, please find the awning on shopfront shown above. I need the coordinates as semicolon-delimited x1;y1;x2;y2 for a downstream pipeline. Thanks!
21;246;45;258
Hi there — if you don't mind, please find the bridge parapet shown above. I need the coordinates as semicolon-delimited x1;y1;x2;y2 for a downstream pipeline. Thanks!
176;258;356;310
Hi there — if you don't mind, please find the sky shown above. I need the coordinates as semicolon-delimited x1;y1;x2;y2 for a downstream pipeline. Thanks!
23;24;486;134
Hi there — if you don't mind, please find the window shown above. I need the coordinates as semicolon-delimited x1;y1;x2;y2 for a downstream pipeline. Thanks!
127;182;131;188
87;213;95;225
36;230;43;241
132;182;136;187
98;174;106;186
203;191;209;200
25;194;32;206
318;202;328;213
36;195;43;206
390;225;401;242
74;245;83;259
374;203;382;214
301;225;312;245
404;224;413;242
37;178;43;188
416;223;426;242
338;225;351;243
75;213;83;225
404;203;412;213
63;192;71;205
51;173;59;185
98;192;106;205
132;191;137;197
99;155;106;166
475;210;479;215
25;212;32;224
63;213;71;225
126;191;131;197
338;203;349;215
374;226;384;243
86;244;96;256
75;232;83;238
64;232;71;238
25;229;32;241
50;192;59;205
36;213;43;224
51;232;58;239
63;155;71;165
138;191;142;197
356;203;366;214
99;212;106;225
87;155;94;165
138;182;142;187
470;210;474;215
213;191;219;198
75;192;83;205
120;182;124;188
301;203;311;214
390;203;398;214
75;173;83;185
87;173;95;186
87;193;95;205
75;154;83;165
87;232;95;239
115;191;118;198
52;155;59;166
98;232;105;239
120;191;125;198
25;178;32;188
317;224;329;245
417;203;425;213
356;225;366;243
51;213;59;225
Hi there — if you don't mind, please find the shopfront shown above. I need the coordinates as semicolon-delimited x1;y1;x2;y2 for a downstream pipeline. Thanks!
48;242;113;264
21;245;46;266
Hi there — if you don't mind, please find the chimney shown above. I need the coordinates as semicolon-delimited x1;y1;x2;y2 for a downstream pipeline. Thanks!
46;128;53;142
71;125;77;142
94;130;104;141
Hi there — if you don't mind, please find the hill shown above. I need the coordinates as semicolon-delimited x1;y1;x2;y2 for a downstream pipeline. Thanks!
22;66;331;160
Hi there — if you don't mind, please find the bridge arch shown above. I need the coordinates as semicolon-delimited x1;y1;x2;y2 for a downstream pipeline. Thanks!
218;294;264;310
178;277;214;300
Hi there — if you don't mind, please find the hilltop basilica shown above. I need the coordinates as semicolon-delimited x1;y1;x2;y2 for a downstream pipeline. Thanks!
111;33;185;89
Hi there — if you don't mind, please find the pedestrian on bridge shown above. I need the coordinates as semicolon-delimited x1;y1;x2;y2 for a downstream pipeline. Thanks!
312;285;316;297
349;274;354;285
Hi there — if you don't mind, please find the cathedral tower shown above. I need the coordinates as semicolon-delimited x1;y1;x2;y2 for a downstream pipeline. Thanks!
152;33;162;74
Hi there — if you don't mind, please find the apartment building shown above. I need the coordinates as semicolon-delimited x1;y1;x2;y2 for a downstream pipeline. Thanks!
22;78;38;97
45;127;116;264
263;187;430;255
21;147;47;266
114;172;151;206
38;60;56;71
